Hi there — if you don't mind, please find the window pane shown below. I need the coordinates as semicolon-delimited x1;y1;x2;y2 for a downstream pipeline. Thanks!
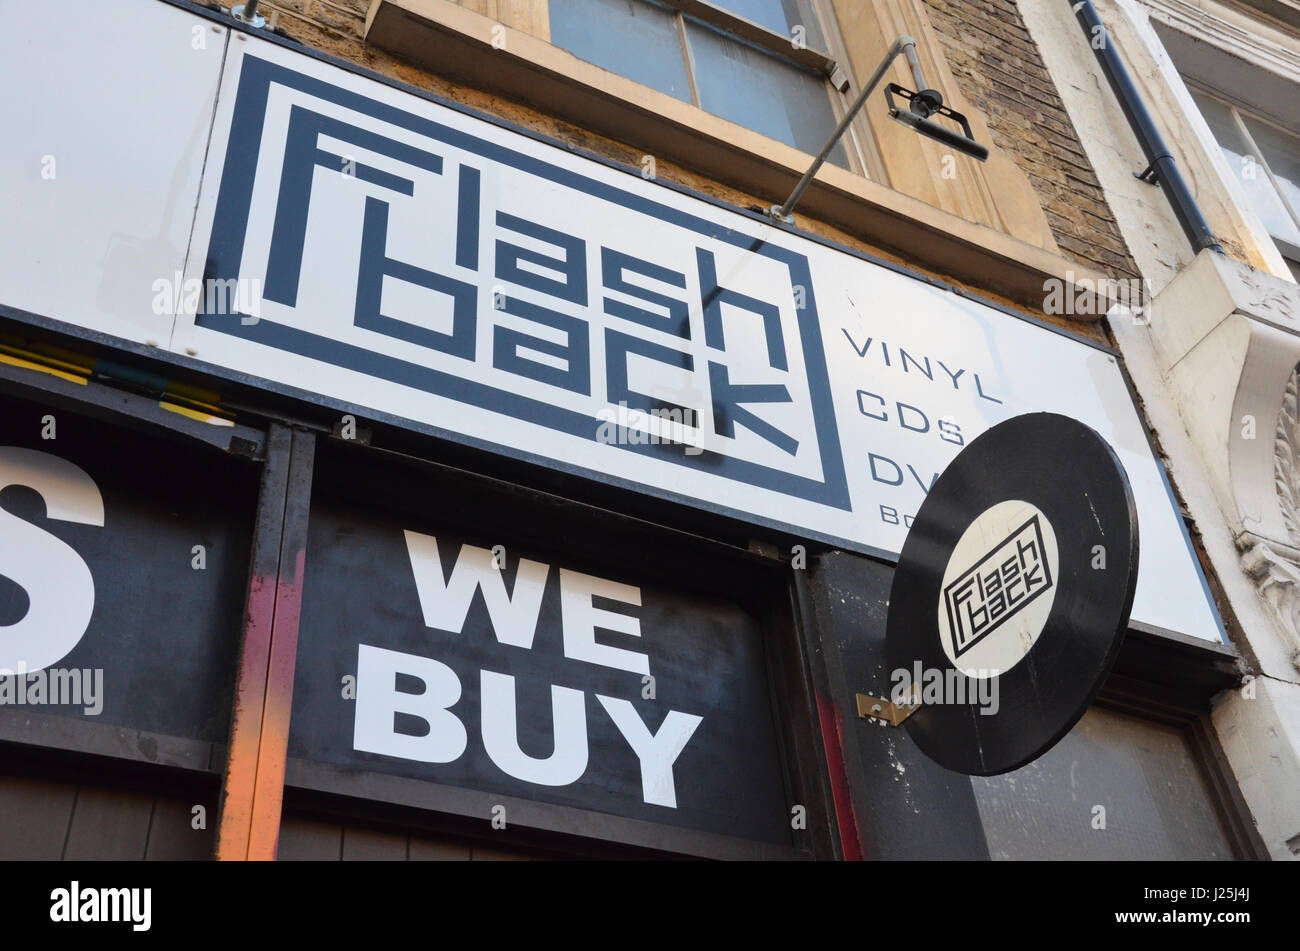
549;0;692;104
972;706;1236;860
709;0;827;51
686;21;847;166
1191;91;1300;245
1244;117;1300;229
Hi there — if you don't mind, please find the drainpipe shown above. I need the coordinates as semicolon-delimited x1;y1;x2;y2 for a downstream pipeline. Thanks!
1070;0;1224;255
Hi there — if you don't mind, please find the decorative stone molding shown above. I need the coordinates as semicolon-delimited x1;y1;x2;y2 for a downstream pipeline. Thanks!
1277;364;1300;546
1241;362;1300;669
1238;534;1300;669
1140;0;1300;86
1150;250;1300;672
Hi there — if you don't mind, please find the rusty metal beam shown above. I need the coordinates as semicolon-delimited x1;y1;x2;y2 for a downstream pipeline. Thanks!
215;424;315;860
248;428;314;859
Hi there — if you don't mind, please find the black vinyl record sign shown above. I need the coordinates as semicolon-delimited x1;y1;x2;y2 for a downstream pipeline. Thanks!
885;413;1139;776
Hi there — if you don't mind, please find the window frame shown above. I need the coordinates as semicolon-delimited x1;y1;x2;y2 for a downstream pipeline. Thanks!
549;0;872;177
1185;79;1300;277
658;0;840;73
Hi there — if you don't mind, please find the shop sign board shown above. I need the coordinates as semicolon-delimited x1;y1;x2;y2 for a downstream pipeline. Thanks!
0;0;1224;644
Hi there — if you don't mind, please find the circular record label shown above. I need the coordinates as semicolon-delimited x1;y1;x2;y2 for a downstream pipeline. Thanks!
884;413;1139;776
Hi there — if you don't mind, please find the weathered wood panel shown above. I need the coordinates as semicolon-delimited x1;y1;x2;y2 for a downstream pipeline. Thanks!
0;772;216;860
0;775;77;860
63;786;154;860
278;810;541;860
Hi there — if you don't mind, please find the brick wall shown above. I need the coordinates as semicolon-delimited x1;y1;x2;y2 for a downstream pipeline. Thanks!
253;0;369;40
922;0;1140;280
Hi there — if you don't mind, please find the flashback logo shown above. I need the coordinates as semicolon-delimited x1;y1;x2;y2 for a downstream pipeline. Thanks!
937;500;1060;677
50;882;151;932
944;514;1054;658
192;55;850;509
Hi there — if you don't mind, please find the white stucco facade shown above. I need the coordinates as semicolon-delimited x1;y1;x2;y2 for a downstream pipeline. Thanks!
1020;0;1300;859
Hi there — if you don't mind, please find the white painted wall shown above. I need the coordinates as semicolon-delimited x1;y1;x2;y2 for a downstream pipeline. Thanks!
1019;0;1300;859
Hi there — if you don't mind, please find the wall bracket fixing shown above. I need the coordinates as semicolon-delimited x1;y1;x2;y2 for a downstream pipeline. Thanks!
856;688;921;727
1134;163;1160;185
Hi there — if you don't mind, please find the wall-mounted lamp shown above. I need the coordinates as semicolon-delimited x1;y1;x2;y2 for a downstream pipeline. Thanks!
769;35;988;223
883;83;988;163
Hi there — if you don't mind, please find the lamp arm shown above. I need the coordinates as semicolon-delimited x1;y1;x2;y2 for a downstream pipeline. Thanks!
770;34;924;222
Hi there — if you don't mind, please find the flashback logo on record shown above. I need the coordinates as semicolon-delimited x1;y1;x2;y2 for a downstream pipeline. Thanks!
943;513;1054;657
937;500;1059;677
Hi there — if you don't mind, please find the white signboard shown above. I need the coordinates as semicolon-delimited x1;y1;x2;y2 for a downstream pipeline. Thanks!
0;2;1223;643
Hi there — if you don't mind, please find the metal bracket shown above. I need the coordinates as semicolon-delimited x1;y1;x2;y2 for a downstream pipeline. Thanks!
767;205;796;224
856;687;921;727
1134;163;1159;185
231;3;266;28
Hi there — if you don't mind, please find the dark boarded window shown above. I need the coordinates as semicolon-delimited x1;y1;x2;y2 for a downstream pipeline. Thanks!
971;706;1236;860
278;440;811;859
0;390;257;765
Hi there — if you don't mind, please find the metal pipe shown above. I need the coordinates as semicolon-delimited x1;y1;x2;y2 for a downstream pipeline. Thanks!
232;1;265;27
771;35;921;221
1069;0;1223;254
901;39;927;94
